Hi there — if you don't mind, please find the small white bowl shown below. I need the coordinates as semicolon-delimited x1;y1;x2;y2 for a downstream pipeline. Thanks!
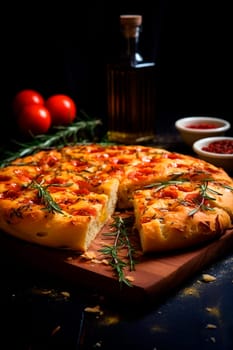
193;136;233;174
175;116;231;147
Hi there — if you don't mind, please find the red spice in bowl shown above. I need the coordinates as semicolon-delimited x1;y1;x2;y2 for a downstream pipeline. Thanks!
202;139;233;154
193;137;233;173
186;122;220;129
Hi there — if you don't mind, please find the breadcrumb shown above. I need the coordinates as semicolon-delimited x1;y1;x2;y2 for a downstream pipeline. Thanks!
51;325;61;336
84;305;104;315
210;337;216;343
201;274;216;282
206;323;217;329
81;251;96;260
125;275;135;282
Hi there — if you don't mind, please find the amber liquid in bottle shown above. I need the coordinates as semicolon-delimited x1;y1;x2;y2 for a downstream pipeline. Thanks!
107;15;156;144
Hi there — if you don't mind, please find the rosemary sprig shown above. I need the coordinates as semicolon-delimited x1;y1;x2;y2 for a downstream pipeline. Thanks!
187;181;219;216
99;216;136;287
144;179;187;192
28;180;68;214
0;111;102;167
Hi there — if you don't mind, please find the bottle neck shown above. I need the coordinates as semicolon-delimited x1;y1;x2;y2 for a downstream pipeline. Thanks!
121;31;143;66
120;17;143;67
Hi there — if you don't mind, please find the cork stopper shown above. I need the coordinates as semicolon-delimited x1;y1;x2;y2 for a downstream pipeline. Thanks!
120;15;142;26
120;14;142;38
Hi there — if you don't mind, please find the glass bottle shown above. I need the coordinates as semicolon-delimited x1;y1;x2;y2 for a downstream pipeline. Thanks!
106;14;156;144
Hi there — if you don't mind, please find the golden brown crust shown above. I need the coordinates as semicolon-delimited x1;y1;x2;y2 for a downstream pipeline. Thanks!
0;143;232;253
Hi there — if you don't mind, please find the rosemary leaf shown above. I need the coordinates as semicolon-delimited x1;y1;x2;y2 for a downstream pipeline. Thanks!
222;184;233;191
144;179;187;191
28;180;66;214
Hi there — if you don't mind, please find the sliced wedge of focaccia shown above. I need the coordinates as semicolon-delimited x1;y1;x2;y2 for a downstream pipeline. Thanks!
133;174;233;252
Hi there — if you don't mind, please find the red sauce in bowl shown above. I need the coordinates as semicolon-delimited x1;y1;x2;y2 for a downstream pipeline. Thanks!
186;122;220;129
202;140;233;154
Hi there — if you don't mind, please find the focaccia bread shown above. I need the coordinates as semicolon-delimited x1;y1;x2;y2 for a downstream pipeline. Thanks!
133;178;233;252
0;144;232;253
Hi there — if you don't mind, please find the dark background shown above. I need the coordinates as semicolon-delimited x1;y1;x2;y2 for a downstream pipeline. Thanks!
1;0;232;142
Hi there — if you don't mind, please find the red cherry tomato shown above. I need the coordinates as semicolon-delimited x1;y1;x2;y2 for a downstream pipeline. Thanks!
13;89;45;116
17;104;52;136
45;94;77;126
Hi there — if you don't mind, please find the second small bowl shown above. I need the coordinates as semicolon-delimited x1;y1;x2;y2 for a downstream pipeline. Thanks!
193;136;233;173
175;116;231;147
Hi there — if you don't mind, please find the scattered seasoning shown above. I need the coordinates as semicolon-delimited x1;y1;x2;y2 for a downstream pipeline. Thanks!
51;325;61;336
201;274;217;282
151;325;168;333
186;122;219;129
84;305;104;315
205;306;221;318
183;287;200;297
125;275;135;282
206;323;217;329
94;341;102;348
202;140;233;154
210;337;216;343
101;315;121;326
81;250;97;260
60;291;70;298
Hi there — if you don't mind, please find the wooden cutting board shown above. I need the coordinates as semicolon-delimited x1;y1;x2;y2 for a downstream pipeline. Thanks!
1;217;233;305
